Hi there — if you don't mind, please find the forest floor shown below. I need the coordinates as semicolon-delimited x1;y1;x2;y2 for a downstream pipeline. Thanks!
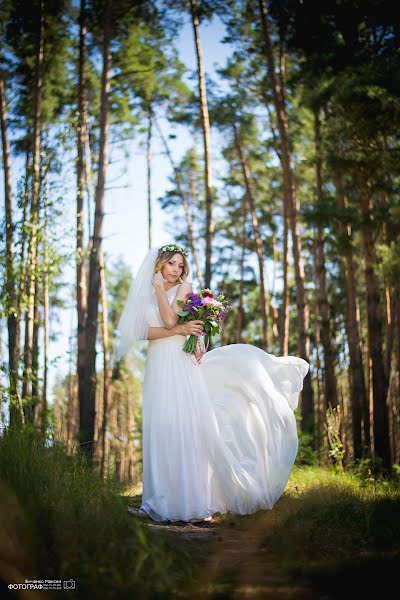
125;467;400;600
1;425;398;600
129;506;317;599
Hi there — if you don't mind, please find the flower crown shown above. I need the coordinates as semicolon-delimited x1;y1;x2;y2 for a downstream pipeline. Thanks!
159;244;189;257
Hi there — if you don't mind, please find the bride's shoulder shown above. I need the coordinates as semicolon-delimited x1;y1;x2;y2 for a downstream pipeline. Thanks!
177;280;193;293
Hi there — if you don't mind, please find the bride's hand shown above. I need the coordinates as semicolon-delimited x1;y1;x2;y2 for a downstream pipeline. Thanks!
179;320;204;336
152;272;167;288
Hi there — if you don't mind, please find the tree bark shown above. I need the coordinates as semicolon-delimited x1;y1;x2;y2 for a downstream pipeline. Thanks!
190;0;214;288
314;110;338;409
233;124;269;350
41;182;49;434
270;230;279;340
77;0;89;452
22;0;44;407
280;193;289;355
359;176;391;471
99;249;112;476
236;193;247;343
31;291;40;419
12;153;32;426
81;0;112;459
258;0;313;431
0;77;21;424
311;244;323;446
333;170;368;458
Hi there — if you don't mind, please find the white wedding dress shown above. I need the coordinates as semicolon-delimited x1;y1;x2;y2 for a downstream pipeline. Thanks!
139;284;309;522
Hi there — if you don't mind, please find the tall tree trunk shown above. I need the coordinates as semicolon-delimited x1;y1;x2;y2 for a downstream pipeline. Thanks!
22;0;44;407
359;177;391;471
77;0;89;444
31;292;40;420
12;153;32;426
258;0;313;431
395;286;400;463
333;170;368;458
233;124;269;350
385;286;396;382
314;110;338;409
41;184;49;434
99;249;112;477
190;0;214;288
81;0;112;458
146;103;152;249
312;245;323;446
270;230;279;340
154;118;203;287
237;194;247;343
0;77;21;425
280;195;289;355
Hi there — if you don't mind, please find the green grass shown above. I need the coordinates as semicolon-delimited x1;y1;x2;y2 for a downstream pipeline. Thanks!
213;465;400;597
0;425;193;599
267;466;400;563
1;426;398;599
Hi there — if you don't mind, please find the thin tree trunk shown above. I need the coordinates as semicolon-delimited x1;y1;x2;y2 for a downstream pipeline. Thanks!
11;154;32;426
385;286;396;381
258;0;313;431
333;170;368;458
147;104;152;249
233;124;269;350
190;0;214;288
395;286;400;463
81;0;112;458
269;230;279;340
154;118;203;287
0;77;21;425
41;183;49;434
281;195;289;355
31;291;40;419
312;247;323;446
314;110;338;408
66;315;76;449
77;0;89;443
99;249;112;477
22;0;44;406
359;176;391;471
236;194;247;343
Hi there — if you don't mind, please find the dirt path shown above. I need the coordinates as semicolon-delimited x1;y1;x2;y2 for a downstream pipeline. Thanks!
133;509;318;599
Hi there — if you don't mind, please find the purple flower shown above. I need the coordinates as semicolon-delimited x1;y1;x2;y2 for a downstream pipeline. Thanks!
186;293;202;307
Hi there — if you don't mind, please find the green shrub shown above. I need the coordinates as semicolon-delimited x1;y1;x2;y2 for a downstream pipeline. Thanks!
296;432;317;465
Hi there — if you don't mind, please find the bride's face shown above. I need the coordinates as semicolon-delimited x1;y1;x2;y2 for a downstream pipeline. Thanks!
161;253;184;284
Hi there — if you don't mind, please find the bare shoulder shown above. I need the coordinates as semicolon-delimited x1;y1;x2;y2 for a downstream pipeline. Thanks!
179;280;192;289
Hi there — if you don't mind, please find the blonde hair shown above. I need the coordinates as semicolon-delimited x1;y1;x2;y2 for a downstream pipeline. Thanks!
154;249;190;282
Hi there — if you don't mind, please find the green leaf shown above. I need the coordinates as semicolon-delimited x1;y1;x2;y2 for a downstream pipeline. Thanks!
177;310;188;317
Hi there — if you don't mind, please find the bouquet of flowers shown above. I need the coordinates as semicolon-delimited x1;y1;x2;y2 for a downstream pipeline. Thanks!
177;288;232;363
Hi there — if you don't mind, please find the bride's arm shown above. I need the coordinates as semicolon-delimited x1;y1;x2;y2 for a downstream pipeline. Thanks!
154;281;192;329
147;324;184;340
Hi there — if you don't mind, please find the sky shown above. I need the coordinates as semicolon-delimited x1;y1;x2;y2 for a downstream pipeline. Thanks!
0;13;237;405
103;15;233;274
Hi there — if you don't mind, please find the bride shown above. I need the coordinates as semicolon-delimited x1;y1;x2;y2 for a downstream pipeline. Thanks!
114;244;309;523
